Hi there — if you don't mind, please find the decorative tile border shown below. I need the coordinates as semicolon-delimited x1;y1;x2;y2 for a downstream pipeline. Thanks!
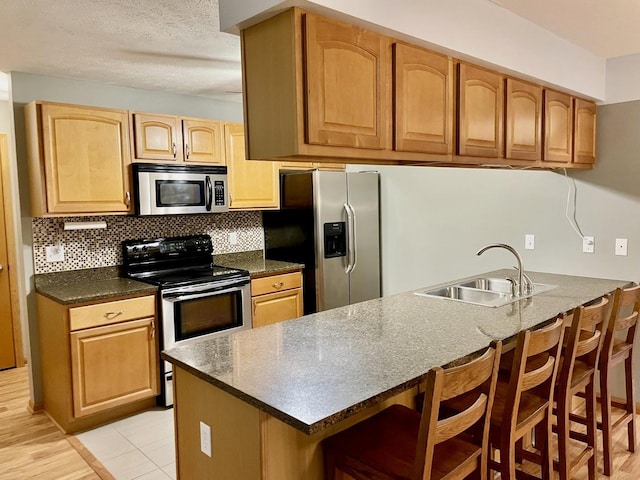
32;212;264;274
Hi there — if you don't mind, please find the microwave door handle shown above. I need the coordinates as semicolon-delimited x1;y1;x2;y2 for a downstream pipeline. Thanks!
205;176;213;211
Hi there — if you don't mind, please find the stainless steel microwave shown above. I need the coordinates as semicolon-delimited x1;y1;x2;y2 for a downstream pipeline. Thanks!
132;163;228;215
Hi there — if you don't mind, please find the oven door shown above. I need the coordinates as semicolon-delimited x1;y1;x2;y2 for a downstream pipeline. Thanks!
159;278;251;406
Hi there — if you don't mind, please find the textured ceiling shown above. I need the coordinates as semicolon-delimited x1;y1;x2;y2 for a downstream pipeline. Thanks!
1;1;639;103
0;0;242;102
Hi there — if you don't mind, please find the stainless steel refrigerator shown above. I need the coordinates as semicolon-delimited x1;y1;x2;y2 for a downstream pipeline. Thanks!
263;170;380;314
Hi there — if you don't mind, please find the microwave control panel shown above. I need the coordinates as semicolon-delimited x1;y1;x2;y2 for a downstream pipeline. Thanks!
214;181;225;206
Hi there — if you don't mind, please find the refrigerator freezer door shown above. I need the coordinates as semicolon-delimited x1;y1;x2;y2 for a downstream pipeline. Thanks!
346;172;381;304
314;171;349;311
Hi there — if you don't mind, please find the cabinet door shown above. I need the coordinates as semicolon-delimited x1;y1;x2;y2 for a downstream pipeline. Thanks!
543;90;573;163
225;123;279;210
573;99;596;165
183;119;225;165
252;289;303;328
505;79;542;161
133;113;183;161
304;13;390;150
394;43;453;154
41;104;132;214
70;317;158;418
457;63;504;157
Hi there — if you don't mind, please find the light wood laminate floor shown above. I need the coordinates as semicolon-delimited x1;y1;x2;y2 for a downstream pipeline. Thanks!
2;366;640;479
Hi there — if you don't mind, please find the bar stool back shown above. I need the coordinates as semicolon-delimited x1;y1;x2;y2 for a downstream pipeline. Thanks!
599;284;640;476
488;317;564;480
554;296;609;480
322;341;502;480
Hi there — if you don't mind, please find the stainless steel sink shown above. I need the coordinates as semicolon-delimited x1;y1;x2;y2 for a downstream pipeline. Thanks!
415;276;557;308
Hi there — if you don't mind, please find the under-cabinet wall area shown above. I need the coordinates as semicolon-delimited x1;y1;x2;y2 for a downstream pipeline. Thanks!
31;211;263;273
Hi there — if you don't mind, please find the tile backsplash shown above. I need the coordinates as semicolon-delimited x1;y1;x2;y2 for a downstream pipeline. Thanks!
32;212;263;274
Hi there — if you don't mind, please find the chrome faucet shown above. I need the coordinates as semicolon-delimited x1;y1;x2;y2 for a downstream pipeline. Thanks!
476;243;533;296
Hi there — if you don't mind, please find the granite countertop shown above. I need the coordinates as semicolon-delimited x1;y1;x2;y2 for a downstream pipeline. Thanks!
162;269;630;435
35;267;158;305
216;250;303;278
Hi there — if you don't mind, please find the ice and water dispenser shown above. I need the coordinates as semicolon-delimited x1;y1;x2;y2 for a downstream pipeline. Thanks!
323;222;346;258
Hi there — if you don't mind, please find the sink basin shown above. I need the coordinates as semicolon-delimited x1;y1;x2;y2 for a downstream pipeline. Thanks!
415;276;557;308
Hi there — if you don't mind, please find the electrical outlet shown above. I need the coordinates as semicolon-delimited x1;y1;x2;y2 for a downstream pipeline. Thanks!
229;232;238;245
45;245;65;262
525;234;535;250
200;421;212;457
582;236;595;254
615;238;628;256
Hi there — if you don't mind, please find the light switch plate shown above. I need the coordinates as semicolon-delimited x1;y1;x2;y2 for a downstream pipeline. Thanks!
582;237;595;254
615;238;628;256
229;232;238;245
525;234;535;250
45;245;65;262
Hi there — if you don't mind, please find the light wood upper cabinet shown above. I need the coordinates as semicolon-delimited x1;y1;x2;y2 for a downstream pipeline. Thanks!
393;43;453;155
543;90;574;163
457;63;504;158
132;113;224;165
280;161;345;171
573;99;596;164
25;102;133;216
182;118;224;165
304;12;390;150
505;79;542;161
225;123;279;210
132;113;183;161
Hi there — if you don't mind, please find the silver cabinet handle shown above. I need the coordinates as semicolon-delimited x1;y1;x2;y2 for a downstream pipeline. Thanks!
229;192;233;207
172;142;177;158
104;310;124;320
0;264;3;272
185;143;190;159
125;191;131;207
272;281;284;289
150;320;155;339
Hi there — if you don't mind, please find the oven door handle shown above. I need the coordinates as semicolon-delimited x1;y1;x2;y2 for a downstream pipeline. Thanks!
162;282;249;301
205;176;213;211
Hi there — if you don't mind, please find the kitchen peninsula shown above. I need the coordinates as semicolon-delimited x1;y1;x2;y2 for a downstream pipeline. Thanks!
162;270;630;480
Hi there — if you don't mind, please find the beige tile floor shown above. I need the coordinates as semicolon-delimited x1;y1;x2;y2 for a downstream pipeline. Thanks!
75;407;176;480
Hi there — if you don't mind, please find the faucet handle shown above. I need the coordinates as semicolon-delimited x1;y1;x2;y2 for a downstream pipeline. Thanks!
505;277;518;297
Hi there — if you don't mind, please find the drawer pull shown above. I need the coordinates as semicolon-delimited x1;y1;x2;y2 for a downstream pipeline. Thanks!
272;281;284;289
104;310;124;320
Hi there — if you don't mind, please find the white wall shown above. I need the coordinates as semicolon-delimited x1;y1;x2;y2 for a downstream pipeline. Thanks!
0;101;10;133
605;54;640;104
10;72;244;404
220;0;606;100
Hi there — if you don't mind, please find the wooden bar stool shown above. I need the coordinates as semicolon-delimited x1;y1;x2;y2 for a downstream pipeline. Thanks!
554;296;609;480
322;341;502;480
487;317;565;480
599;284;640;476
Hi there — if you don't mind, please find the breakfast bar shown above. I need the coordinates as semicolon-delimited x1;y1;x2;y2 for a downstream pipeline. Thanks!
162;270;630;479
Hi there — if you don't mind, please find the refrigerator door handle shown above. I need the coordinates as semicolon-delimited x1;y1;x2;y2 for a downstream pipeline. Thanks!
344;202;357;274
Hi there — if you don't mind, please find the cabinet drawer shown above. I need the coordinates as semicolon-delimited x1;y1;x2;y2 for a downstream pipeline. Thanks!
69;295;155;331
251;272;302;296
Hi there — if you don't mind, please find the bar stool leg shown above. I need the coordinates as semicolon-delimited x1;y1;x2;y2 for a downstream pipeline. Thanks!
556;394;571;480
601;366;614;476
625;356;637;453
500;436;517;480
586;380;598;480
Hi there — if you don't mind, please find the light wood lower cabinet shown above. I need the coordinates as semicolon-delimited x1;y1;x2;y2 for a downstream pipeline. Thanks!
37;293;159;433
251;272;303;328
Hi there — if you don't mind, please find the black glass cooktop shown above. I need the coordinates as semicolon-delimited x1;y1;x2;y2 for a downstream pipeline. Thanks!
130;265;249;288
